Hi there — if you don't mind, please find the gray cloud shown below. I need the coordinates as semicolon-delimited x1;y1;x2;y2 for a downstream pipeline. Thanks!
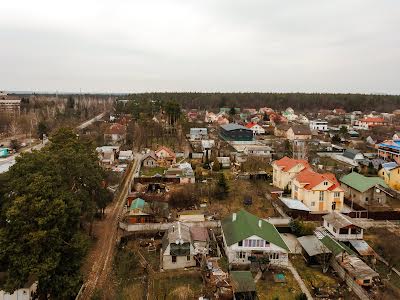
0;0;399;94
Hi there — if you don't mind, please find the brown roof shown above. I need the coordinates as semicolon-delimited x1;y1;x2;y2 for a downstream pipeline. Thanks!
190;227;209;242
290;125;312;135
105;123;126;135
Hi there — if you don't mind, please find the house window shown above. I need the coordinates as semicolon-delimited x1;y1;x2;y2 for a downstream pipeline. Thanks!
311;201;315;207
333;228;337;233
172;256;177;263
238;240;243;247
365;197;369;202
244;240;250;247
319;191;324;201
364;279;371;284
187;256;191;261
324;181;328;186
334;192;340;198
237;251;246;259
265;241;270;247
294;186;298;192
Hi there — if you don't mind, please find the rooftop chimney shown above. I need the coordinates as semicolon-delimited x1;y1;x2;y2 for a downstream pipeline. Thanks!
232;213;237;222
258;220;262;228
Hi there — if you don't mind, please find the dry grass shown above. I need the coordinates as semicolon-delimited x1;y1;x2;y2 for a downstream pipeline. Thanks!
256;268;301;300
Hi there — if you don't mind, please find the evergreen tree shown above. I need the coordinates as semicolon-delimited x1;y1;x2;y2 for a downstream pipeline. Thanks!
216;173;229;199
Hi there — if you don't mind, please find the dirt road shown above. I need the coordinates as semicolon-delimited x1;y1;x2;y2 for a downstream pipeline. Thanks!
78;156;138;299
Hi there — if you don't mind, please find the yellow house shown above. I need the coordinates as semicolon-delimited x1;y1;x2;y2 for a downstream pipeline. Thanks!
272;156;310;189
378;162;400;191
292;168;344;213
286;125;312;141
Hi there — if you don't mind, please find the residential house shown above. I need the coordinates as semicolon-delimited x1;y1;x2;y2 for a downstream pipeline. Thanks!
96;146;119;166
190;226;209;255
272;156;310;189
333;108;346;115
0;92;21;116
118;150;133;162
125;198;155;224
245;122;265;135
155;146;176;166
161;222;197;270
201;139;215;152
377;139;400;164
142;152;159;168
309;119;328;132
323;211;363;241
219;124;253;142
286;125;312;141
243;145;272;159
282;107;298;121
165;162;195;183
378;162;400;190
104;123;126;145
205;111;218;123
355;117;388;130
217;115;229;125
297;115;309;124
292;169;344;213
273;124;290;137
337;254;379;287
340;172;390;206
0;274;37;300
335;149;365;166
189;128;208;141
221;210;289;267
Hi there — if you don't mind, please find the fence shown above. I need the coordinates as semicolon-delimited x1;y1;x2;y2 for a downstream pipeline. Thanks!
330;258;370;300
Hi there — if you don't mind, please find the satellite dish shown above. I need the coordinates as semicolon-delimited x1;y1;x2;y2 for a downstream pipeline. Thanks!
175;239;180;245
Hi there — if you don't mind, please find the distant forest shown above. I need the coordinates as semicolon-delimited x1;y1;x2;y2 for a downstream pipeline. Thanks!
124;93;400;112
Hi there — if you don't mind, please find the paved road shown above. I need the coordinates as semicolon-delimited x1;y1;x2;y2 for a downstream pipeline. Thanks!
77;155;138;299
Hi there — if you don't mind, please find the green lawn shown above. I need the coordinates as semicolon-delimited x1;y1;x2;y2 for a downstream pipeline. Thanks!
140;166;166;177
257;269;301;300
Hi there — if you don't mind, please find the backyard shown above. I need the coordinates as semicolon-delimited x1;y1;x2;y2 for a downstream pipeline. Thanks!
256;268;301;300
152;272;204;300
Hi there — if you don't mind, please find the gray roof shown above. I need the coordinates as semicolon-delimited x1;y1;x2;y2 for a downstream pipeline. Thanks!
297;235;331;256
279;197;311;212
220;123;251;131
382;161;399;171
162;222;192;252
323;212;362;229
343;148;362;160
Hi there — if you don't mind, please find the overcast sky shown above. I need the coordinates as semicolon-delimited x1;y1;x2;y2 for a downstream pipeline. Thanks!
1;0;399;94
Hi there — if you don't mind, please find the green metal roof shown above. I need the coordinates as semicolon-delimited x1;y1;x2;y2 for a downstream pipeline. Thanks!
340;172;387;193
221;209;289;251
320;235;355;256
230;271;256;293
130;198;146;210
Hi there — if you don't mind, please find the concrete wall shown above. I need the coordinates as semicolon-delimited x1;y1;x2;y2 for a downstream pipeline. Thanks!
162;254;196;270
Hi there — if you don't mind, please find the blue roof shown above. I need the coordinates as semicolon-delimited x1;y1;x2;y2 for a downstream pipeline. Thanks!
378;140;400;151
382;162;399;171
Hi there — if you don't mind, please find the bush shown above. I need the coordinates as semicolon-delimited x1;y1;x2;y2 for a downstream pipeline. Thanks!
169;185;200;209
295;292;307;300
289;219;316;236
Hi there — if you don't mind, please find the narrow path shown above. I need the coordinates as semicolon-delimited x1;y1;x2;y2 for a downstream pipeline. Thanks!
287;260;313;300
77;156;138;299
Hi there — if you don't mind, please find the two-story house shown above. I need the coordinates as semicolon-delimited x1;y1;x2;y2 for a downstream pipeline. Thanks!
292;169;344;213
221;210;289;267
378;162;400;191
245;122;265;135
272;156;310;190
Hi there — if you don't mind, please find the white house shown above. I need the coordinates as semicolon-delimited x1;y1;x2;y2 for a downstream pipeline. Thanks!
189;128;208;140
161;222;197;270
243;145;273;158
0;275;37;300
323;212;364;241
221;210;289;267
245;122;265;135
310;119;328;132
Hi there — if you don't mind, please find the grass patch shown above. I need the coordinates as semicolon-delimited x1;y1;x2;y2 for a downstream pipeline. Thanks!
153;272;203;300
139;248;160;271
257;268;301;300
290;255;340;296
140;166;167;177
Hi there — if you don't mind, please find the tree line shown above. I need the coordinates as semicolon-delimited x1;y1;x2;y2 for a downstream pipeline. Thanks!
117;92;400;112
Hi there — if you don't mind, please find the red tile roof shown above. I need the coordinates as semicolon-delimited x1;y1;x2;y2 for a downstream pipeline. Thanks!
274;156;310;172
155;146;176;158
105;123;126;135
359;117;385;123
295;168;341;191
245;122;258;128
